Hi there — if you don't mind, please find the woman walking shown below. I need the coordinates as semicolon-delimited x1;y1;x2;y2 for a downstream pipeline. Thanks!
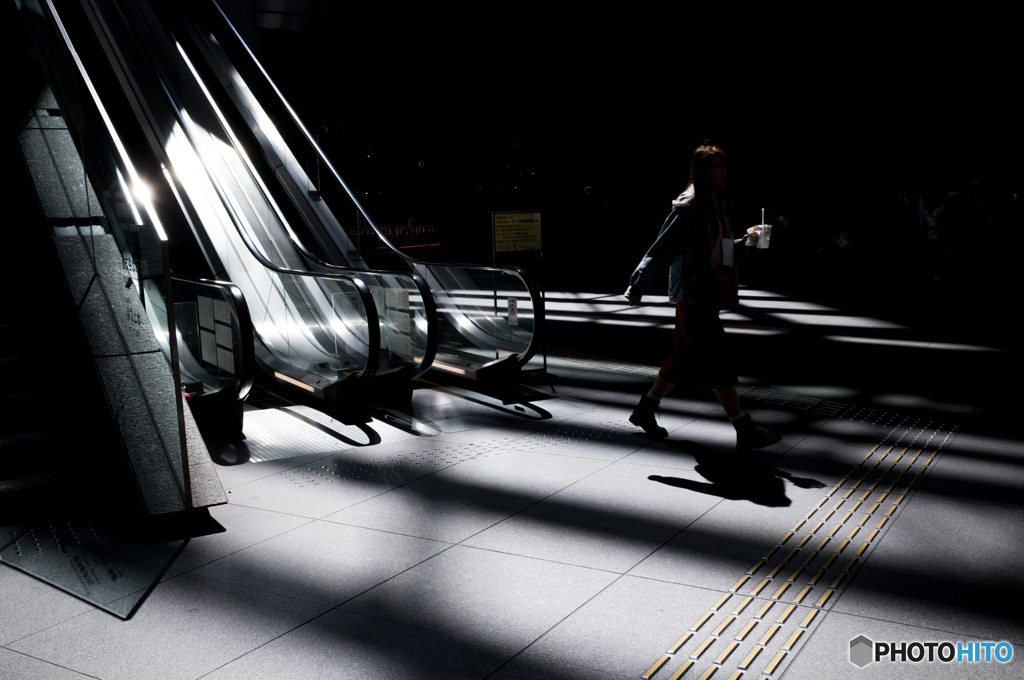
624;141;781;449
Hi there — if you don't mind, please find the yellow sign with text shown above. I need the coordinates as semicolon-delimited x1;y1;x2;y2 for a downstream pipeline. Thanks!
494;212;541;252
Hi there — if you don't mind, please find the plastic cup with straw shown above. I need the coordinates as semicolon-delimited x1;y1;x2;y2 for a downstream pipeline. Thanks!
757;208;771;249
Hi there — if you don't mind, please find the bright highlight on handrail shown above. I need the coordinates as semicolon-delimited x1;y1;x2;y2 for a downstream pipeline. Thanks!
44;0;167;240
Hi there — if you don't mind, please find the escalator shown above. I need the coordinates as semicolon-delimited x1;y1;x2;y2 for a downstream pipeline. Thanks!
155;0;545;404
25;0;444;431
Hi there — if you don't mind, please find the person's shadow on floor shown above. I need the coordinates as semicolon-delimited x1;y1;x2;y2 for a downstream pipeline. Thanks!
649;440;824;507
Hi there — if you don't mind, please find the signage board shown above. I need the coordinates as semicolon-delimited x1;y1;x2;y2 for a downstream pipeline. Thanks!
493;212;541;252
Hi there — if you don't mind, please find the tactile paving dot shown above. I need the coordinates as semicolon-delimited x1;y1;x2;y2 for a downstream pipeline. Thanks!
639;419;956;680
509;421;639;451
280;443;495;487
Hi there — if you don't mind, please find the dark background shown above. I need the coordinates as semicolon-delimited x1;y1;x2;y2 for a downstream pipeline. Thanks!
251;5;1021;300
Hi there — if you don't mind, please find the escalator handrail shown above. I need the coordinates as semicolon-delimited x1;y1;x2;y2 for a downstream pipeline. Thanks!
150;66;382;382
53;0;382;386
169;272;256;399
84;0;384;382
194;0;543;368
108;0;436;380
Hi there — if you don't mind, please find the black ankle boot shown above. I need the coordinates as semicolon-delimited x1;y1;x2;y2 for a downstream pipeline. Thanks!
630;395;668;438
734;414;782;449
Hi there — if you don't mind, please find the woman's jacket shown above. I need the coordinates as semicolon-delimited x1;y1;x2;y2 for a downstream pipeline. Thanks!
625;187;742;306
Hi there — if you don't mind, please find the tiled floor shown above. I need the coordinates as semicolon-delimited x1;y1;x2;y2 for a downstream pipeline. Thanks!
2;331;1022;679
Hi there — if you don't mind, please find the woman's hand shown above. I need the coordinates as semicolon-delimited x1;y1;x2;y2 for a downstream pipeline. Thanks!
740;228;760;246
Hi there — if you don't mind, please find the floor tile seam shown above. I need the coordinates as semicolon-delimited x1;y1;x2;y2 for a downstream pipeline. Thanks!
162;569;345;609
289;448;508;517
606;456;698;472
0;646;103;679
219;499;323;521
623;495;725;578
161;517;318;579
448;543;627;576
610;455;830;478
618;572;789;601
191;608;344;680
312;516;458;547
0;601;110;650
774;607;828;680
930;438;1024;465
321;605;522;658
572;365;983;424
321;454;718;548
505;420;663;449
187;546;483;680
808;609;1024;646
630;425;950;677
231;445;494;512
767;426;964;676
450;453;624;547
636;579;821;678
490;443;650;464
767;420;837;455
909;490;1024;511
302;541;466;625
483;645;620;679
479;573;633;680
648;578;833;680
818;469;947;627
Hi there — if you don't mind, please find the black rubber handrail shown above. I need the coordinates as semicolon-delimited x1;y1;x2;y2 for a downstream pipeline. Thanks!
170;272;256;400
164;16;438;379
108;0;437;380
184;0;543;370
78;0;383;382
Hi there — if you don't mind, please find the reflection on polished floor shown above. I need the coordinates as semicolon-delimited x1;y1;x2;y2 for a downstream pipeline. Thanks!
2;288;1022;680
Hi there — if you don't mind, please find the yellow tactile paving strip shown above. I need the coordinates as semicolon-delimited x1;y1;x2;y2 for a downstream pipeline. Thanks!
639;420;956;678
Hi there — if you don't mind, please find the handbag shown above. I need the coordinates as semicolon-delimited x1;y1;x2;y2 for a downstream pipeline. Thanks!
714;266;738;310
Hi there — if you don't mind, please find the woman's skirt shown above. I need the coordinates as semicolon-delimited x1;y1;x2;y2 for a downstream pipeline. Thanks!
659;303;738;389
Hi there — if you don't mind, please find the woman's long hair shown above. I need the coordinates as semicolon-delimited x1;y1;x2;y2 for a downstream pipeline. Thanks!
672;141;735;235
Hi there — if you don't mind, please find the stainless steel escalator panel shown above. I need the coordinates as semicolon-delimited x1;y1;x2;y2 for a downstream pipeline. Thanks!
166;0;539;384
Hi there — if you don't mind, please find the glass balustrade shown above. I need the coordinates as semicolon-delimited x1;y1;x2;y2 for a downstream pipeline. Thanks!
167;0;541;381
127;0;436;385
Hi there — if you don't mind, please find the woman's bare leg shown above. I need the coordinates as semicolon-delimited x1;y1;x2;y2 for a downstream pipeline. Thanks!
714;386;743;419
648;375;675;401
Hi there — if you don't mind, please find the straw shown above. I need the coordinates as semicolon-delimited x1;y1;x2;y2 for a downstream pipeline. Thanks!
762;208;765;226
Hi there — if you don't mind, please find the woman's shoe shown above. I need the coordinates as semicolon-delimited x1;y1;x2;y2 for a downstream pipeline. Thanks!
630;395;668;438
734;414;782;449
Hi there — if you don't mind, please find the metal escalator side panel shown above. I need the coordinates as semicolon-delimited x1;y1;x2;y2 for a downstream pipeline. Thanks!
127;0;434;382
87;4;384;394
180;0;543;379
171;273;255;402
162;3;437;377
